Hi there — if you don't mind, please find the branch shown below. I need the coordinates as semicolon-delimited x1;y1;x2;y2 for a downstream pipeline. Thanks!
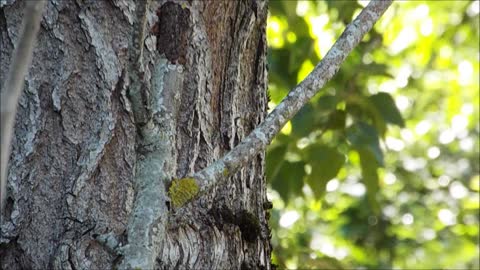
120;1;172;269
127;0;151;125
169;0;393;208
0;0;47;215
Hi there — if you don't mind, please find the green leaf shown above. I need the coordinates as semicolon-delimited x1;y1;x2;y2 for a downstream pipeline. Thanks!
269;1;290;16
326;0;362;24
291;103;315;137
326;110;346;130
271;161;306;203
359;63;394;78
346;122;384;166
268;48;298;90
358;148;380;214
305;144;345;198
280;1;298;18
347;122;383;212
266;143;288;181
317;94;340;114
369;92;405;127
346;93;387;137
290;17;311;39
289;36;315;73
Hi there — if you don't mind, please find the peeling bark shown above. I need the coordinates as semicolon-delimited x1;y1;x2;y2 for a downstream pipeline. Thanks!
0;0;270;269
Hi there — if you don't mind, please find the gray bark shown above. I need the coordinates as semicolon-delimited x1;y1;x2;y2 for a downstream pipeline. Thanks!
0;0;271;269
1;1;46;214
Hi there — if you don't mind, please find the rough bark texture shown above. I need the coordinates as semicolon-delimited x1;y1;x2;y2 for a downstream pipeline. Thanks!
0;1;46;213
0;0;271;269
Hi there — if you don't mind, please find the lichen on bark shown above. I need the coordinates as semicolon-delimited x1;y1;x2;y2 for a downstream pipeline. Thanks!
168;177;199;209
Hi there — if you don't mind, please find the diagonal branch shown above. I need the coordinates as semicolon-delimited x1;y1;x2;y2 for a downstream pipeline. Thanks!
0;0;47;215
170;0;393;207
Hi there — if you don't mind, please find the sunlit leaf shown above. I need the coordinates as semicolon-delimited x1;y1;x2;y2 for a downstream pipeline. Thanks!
469;175;479;191
296;59;315;82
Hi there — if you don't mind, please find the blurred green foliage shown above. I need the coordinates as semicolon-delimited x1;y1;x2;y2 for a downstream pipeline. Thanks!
266;1;479;269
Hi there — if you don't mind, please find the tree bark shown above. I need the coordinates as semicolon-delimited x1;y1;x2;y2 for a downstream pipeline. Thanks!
0;0;271;269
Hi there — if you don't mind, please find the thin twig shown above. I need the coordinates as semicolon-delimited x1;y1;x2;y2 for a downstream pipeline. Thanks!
192;0;393;193
1;0;47;215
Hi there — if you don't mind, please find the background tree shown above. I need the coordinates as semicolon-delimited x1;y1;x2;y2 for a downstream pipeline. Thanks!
266;1;479;269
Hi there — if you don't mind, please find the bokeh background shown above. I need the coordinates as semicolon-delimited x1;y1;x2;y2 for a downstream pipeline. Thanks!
265;1;479;269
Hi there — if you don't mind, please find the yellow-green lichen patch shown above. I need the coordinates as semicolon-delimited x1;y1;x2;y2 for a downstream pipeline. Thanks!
168;177;199;208
222;168;229;177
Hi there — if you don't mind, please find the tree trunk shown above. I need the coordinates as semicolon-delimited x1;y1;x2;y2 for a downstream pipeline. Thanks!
0;0;271;269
